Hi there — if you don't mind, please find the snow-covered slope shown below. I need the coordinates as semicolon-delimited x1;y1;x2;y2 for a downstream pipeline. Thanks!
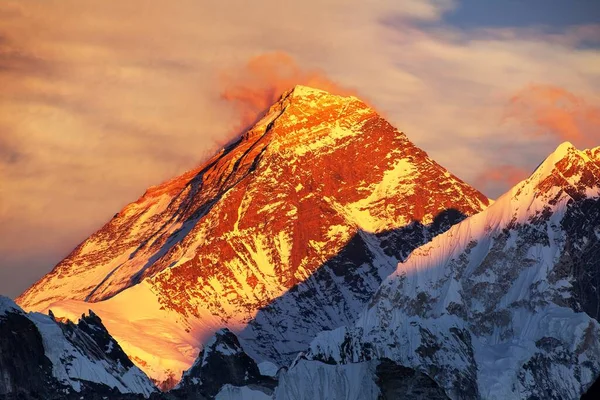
17;85;489;383
295;142;600;399
0;296;156;399
215;385;273;400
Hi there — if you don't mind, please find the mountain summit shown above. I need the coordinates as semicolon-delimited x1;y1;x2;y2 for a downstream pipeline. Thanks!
17;86;489;383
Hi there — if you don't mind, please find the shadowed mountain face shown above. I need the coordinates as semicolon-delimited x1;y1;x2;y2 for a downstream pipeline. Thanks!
16;85;489;382
0;301;56;399
273;356;450;400
237;208;468;364
172;328;276;398
172;328;448;400
294;143;600;399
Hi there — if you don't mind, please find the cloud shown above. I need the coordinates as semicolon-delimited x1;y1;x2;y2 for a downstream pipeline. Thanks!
219;51;356;133
0;0;599;297
504;84;600;146
474;165;530;196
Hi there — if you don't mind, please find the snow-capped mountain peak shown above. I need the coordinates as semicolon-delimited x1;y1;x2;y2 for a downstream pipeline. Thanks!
17;86;489;384
475;141;600;230
174;328;275;398
0;296;20;316
288;84;336;98
529;141;600;191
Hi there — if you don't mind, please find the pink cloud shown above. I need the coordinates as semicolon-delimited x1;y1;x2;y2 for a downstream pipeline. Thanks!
474;165;530;196
505;84;600;147
219;52;356;133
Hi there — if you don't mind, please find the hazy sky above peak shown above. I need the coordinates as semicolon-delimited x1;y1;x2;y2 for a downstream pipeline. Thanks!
1;0;599;298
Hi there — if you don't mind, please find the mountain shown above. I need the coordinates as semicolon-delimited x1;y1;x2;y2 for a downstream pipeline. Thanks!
0;296;156;399
172;328;276;399
289;142;600;399
275;356;449;400
16;85;489;383
173;328;448;400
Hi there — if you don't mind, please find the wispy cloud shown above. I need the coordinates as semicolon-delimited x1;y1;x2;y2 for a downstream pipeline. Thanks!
505;84;600;146
474;165;531;197
219;51;356;133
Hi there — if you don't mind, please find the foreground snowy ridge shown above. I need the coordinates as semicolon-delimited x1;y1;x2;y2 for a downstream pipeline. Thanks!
294;142;600;399
0;296;156;398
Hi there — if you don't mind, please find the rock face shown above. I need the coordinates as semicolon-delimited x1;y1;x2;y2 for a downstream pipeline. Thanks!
16;85;489;382
0;298;56;399
171;329;445;400
0;296;156;399
375;358;450;400
582;376;600;399
273;355;448;400
173;329;276;398
296;142;600;399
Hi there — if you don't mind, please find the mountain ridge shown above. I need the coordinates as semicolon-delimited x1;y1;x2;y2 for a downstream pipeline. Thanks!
5;85;600;399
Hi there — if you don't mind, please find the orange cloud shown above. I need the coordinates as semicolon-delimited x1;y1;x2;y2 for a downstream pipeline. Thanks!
219;52;355;133
474;165;530;196
505;84;600;146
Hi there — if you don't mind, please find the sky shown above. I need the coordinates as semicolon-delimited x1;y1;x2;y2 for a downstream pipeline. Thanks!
1;0;599;298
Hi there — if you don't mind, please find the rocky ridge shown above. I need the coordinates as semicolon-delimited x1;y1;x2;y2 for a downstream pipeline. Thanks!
0;296;156;399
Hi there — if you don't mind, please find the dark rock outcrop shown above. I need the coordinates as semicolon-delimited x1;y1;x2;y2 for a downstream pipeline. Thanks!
375;358;449;400
0;308;59;399
0;297;156;399
172;329;275;398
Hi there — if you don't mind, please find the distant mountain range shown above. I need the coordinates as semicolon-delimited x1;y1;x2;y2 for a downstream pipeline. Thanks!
4;86;599;399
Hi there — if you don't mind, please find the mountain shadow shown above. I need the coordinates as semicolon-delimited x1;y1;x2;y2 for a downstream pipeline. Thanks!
236;208;468;365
